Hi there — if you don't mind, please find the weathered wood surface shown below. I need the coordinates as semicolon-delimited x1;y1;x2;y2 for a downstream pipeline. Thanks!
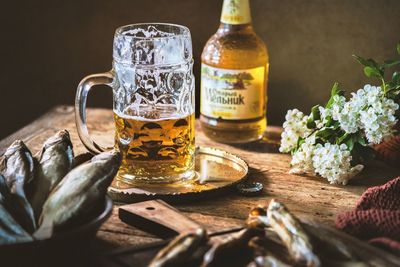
1;105;399;254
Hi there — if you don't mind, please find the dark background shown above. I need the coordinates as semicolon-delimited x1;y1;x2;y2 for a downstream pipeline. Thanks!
1;0;399;139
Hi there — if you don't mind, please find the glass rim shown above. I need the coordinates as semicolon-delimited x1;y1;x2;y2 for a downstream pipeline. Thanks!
114;22;191;40
113;58;194;67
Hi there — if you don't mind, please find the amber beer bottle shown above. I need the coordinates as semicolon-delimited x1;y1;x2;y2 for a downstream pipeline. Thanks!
200;0;269;143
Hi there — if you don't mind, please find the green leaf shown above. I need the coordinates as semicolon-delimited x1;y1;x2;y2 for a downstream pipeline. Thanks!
353;55;370;66
397;43;400;55
383;60;400;68
292;137;305;153
326;82;344;108
306;117;316;129
353;55;380;69
354;55;384;76
387;88;400;100
393;71;400;84
331;82;339;95
337;133;350;144
306;105;321;129
316;128;336;140
330;120;340;130
330;82;342;96
387;71;400;99
311;105;321;121
364;66;382;78
339;133;367;152
324;117;334;127
345;137;355;151
356;134;367;146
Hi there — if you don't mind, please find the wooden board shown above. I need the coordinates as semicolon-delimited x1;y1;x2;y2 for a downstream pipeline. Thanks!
1;106;399;261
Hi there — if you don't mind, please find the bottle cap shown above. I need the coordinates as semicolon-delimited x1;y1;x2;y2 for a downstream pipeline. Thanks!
236;181;263;196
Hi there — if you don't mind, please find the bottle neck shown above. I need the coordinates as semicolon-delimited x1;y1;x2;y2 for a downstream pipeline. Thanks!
218;23;253;33
220;0;252;26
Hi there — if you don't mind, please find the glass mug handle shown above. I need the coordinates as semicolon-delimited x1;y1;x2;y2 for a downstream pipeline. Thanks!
75;72;114;154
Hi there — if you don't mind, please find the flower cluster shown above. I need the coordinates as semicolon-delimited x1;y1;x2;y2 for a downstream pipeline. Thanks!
281;85;399;185
335;85;399;143
312;143;364;185
279;109;311;153
280;45;400;185
289;135;316;175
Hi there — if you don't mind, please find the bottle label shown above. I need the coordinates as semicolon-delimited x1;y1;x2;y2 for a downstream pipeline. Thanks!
200;64;266;120
221;0;251;25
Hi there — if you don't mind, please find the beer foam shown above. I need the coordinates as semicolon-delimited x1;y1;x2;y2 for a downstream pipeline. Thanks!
113;106;192;122
124;26;174;38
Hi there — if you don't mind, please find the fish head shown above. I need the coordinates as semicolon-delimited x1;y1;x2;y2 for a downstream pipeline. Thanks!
268;199;284;213
1;140;35;182
247;206;270;228
4;140;25;157
43;130;72;149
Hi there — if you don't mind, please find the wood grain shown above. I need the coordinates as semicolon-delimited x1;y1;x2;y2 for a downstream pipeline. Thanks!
119;200;201;236
1;106;399;253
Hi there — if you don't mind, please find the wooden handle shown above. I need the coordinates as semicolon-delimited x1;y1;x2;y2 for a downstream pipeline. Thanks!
119;200;201;238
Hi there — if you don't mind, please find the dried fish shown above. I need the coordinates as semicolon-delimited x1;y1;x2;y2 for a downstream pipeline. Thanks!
267;199;320;267
247;256;291;267
301;221;356;260
304;220;400;267
0;174;33;244
149;228;208;267
248;205;357;262
247;206;288;253
0;140;36;233
72;152;93;167
29;130;74;219
247;206;270;229
202;227;263;267
0;205;33;244
323;260;369;267
248;202;400;267
0;174;12;207
248;236;291;267
34;150;121;239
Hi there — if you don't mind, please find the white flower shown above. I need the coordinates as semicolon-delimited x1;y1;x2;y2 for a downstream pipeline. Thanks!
346;85;399;144
279;109;312;153
318;106;331;124
312;143;363;185
332;85;399;141
331;95;346;120
332;95;359;133
289;135;316;175
358;86;398;144
314;96;346;129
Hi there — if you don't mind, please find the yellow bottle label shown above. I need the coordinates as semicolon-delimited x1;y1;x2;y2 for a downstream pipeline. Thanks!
200;64;266;120
221;0;251;25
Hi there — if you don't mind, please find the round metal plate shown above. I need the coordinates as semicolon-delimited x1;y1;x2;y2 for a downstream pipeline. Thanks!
108;146;249;203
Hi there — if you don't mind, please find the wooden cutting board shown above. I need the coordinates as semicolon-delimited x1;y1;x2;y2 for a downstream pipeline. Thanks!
118;199;204;238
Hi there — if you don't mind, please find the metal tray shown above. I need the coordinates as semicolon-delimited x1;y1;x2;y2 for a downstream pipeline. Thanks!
108;146;249;203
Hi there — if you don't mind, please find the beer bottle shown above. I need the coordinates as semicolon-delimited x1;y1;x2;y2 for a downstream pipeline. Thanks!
200;0;269;143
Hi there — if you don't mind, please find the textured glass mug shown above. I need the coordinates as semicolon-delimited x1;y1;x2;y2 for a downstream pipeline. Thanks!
75;23;195;184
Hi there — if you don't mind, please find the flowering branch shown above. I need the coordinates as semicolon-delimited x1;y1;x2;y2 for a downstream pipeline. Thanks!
280;42;400;185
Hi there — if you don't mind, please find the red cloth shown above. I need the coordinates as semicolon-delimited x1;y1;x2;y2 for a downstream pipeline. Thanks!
335;177;400;254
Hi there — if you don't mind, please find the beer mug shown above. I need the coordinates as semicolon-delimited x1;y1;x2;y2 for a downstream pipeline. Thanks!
75;23;195;184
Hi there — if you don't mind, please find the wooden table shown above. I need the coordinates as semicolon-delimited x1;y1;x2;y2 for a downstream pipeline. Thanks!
1;106;399;265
